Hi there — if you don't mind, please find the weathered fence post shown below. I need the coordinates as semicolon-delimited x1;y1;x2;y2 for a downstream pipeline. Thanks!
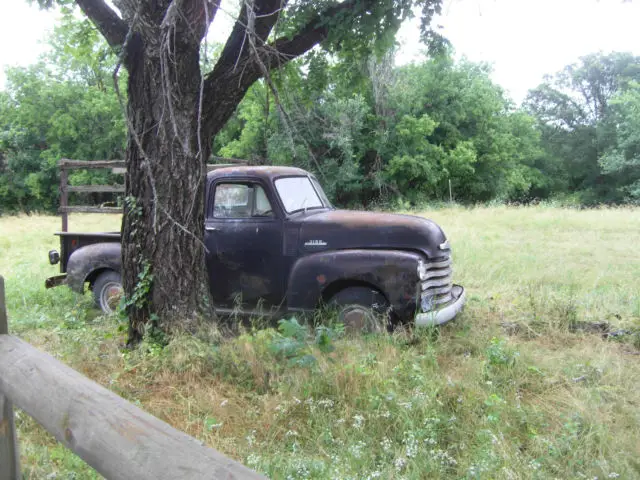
0;276;21;480
60;166;69;232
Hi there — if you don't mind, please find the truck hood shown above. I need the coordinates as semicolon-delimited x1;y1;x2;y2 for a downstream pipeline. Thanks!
298;209;448;259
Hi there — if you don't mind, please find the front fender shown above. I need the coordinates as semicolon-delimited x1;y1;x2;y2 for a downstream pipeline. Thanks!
287;249;422;321
66;243;122;294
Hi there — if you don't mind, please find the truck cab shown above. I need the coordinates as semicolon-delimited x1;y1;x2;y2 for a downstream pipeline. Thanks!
48;166;465;330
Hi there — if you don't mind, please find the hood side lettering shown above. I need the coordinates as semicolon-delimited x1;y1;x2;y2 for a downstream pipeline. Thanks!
305;240;327;247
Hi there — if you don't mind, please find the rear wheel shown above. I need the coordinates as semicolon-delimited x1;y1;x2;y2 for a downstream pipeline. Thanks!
328;286;391;334
92;270;123;314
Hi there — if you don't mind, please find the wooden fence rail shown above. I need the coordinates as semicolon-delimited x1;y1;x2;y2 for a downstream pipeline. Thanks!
0;275;265;480
0;276;20;480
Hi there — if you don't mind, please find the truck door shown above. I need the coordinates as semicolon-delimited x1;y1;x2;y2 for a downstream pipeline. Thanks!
204;180;285;311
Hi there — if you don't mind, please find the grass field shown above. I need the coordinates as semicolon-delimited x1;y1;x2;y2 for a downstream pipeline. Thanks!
1;207;639;479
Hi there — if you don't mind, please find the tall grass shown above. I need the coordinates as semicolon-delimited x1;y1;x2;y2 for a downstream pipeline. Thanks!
1;208;639;479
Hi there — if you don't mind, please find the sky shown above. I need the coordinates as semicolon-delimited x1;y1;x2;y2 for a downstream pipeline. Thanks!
2;0;640;104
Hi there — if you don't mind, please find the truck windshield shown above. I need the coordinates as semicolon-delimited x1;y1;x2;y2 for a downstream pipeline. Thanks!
275;176;327;213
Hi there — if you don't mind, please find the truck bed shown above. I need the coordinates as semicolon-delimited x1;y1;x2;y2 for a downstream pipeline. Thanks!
55;232;121;273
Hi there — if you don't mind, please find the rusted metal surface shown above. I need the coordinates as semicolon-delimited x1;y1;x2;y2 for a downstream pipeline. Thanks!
286;249;423;322
65;242;122;293
298;209;447;259
55;232;120;274
206;163;247;172
209;165;307;180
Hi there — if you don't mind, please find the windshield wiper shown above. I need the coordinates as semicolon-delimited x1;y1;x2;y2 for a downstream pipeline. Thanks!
289;206;324;214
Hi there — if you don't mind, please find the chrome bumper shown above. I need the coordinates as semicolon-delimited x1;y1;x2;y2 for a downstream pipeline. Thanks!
415;285;466;327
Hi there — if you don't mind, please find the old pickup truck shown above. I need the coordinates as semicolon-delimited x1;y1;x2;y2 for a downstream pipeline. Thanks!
46;166;465;331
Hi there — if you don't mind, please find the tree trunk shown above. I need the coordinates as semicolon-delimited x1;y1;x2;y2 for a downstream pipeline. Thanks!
122;34;212;343
73;0;397;344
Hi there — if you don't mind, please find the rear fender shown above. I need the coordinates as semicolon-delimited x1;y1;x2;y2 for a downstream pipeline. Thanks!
286;249;422;321
66;243;122;294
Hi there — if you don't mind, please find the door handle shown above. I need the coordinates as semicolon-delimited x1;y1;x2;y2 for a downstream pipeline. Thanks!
205;226;218;232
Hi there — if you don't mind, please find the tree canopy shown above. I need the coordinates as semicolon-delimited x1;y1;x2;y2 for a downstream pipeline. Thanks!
525;52;640;204
4;31;640;214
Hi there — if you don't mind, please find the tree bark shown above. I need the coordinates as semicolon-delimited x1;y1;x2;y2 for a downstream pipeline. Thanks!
122;31;211;342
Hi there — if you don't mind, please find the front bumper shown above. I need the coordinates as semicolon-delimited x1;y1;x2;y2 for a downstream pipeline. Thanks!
415;284;466;327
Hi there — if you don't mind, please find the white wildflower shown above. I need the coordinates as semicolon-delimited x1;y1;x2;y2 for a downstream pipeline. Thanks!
431;449;458;467
352;414;365;429
317;399;335;409
404;432;419;458
380;437;393;453
349;440;367;459
412;388;427;400
528;460;541;471
394;457;407;472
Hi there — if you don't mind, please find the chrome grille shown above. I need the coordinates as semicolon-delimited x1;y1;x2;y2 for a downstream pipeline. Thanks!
420;253;453;311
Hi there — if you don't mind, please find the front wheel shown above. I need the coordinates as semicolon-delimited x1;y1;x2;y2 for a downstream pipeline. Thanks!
92;270;123;314
328;286;391;334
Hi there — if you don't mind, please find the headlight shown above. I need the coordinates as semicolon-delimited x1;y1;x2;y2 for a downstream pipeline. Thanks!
417;260;428;280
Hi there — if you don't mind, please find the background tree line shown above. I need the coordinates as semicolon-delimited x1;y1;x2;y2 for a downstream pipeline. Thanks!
2;16;640;214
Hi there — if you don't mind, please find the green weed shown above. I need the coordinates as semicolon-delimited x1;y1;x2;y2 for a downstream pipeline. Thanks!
1;208;639;479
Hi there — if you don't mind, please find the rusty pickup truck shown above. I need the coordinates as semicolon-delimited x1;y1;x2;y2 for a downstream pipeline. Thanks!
47;166;465;331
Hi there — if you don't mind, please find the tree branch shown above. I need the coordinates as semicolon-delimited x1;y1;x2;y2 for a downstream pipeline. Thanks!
211;0;285;73
161;0;220;43
76;0;128;48
253;0;286;42
269;0;358;62
202;0;362;137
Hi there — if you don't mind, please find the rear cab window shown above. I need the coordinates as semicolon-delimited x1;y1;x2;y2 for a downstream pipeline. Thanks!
213;183;274;218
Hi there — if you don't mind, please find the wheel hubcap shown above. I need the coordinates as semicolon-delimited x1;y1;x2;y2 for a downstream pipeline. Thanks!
101;282;123;313
338;305;387;334
341;306;369;331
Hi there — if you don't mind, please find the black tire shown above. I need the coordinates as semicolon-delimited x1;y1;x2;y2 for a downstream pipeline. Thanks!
328;286;391;334
92;270;123;314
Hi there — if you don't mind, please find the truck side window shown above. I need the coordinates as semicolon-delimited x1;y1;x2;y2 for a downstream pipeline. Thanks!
253;185;273;217
213;183;273;218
